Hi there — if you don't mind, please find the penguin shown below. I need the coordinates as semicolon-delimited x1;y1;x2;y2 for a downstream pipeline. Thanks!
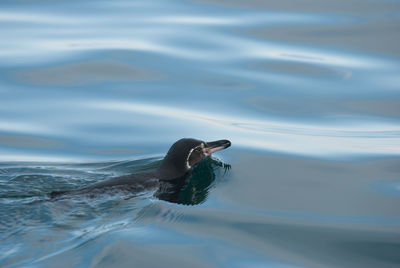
50;138;231;198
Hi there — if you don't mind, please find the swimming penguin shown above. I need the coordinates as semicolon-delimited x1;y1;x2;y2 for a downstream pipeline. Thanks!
50;138;231;198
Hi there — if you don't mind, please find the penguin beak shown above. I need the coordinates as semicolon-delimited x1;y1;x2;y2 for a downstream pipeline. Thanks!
204;139;231;155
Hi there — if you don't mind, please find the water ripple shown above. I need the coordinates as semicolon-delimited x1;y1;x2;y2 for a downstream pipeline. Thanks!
85;100;400;157
1;1;400;267
0;9;393;71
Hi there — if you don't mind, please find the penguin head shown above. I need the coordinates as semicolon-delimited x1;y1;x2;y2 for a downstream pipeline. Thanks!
158;138;231;180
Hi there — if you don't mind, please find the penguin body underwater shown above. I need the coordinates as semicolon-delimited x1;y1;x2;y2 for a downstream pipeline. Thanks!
50;138;231;198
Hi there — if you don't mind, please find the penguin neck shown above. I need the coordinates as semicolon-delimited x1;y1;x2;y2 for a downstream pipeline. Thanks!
157;156;188;180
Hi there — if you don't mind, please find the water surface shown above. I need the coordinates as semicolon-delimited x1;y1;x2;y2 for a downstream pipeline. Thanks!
1;0;400;267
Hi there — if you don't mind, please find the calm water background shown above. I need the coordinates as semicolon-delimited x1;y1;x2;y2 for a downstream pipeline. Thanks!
1;0;400;267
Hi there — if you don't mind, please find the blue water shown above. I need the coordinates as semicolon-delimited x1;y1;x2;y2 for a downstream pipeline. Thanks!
1;0;400;267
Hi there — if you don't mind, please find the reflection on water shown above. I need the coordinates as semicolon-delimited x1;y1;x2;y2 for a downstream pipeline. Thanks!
157;158;230;205
1;0;400;267
12;60;162;86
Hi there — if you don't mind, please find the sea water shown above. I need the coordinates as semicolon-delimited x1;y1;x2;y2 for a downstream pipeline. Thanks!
0;0;399;267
